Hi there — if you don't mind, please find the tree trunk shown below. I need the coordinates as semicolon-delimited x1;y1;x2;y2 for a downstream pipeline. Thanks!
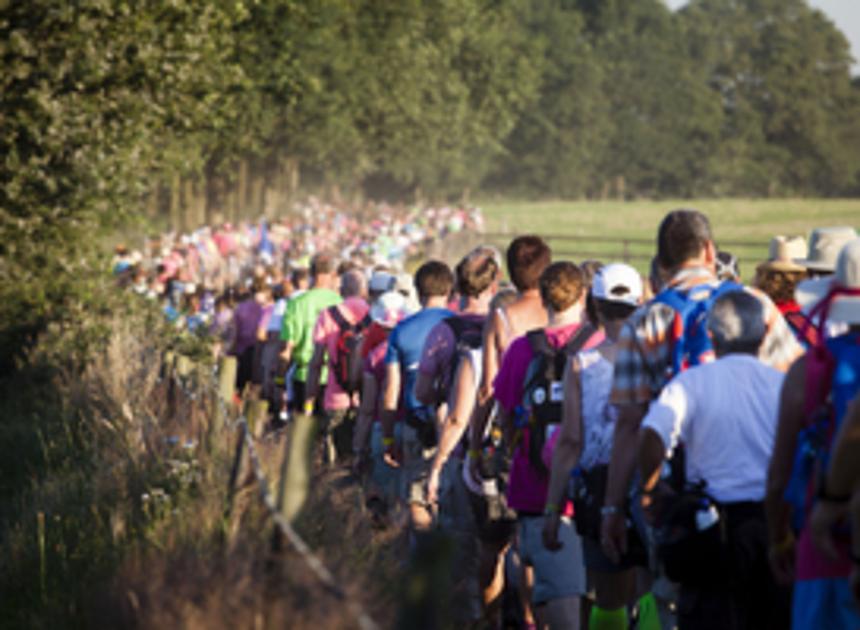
170;174;181;232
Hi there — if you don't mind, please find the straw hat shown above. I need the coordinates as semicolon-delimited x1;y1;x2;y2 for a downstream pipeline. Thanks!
795;238;860;324
795;227;858;272
757;235;807;273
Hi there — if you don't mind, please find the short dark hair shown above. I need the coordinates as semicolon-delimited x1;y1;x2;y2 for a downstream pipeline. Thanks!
456;247;499;298
507;236;551;291
539;261;585;313
310;253;336;277
656;209;713;270
291;267;309;286
414;260;454;299
594;297;637;323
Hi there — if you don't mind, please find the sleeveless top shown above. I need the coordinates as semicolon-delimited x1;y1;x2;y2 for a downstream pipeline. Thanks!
578;347;618;471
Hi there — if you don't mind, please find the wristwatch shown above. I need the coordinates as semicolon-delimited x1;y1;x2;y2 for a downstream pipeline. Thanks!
601;505;619;517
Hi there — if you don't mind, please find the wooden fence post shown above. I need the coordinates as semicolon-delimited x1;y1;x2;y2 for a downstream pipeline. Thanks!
245;398;269;438
277;411;317;524
215;356;237;434
224;428;249;531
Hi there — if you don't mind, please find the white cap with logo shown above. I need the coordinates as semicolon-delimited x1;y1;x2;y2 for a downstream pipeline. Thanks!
591;263;643;307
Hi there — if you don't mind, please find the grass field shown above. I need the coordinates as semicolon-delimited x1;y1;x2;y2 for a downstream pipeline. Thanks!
477;198;860;277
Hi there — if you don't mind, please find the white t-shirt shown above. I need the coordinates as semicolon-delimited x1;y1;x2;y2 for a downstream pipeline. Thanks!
642;354;784;504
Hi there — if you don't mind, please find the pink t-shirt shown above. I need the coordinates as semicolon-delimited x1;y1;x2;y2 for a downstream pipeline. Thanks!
313;297;370;411
494;322;604;514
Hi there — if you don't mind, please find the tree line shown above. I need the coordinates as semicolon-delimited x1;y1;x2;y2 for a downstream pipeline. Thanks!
1;0;859;364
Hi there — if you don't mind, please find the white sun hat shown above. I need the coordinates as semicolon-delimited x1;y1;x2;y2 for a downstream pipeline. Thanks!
795;227;858;273
795;238;860;324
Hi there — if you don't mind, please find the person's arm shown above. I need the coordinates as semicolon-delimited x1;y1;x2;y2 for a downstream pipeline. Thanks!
824;395;860;500
599;402;647;562
479;309;504;403
810;394;860;560
427;359;477;504
280;301;296;361
353;371;378;460
543;357;584;551
765;357;806;584
382;362;402;465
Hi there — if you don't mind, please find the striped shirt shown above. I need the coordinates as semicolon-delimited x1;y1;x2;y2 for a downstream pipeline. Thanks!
610;266;803;406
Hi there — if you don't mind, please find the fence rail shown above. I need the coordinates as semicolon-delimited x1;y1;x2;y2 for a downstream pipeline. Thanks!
475;231;768;272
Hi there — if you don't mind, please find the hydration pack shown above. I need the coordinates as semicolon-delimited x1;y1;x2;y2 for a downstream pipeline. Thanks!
653;281;743;376
328;306;371;400
519;323;597;475
784;287;860;532
783;309;820;349
442;315;485;397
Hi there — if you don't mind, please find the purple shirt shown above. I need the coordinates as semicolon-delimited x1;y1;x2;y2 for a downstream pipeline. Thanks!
232;298;263;355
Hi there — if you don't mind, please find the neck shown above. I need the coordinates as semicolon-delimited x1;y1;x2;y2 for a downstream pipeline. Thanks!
313;274;335;290
462;294;491;315
674;255;714;277
548;305;583;328
423;295;449;309
604;319;625;342
520;288;541;299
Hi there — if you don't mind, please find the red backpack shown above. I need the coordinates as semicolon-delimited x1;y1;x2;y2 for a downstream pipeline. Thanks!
328;306;371;399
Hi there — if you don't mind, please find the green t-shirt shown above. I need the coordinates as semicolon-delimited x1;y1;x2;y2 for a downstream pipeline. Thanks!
281;288;342;382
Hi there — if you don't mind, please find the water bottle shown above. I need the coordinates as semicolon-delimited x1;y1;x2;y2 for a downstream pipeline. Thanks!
695;503;719;531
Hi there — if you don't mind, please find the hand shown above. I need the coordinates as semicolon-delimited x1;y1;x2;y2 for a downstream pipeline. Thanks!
542;513;563;551
810;500;849;561
600;511;627;564
768;534;796;585
383;443;401;468
427;467;442;505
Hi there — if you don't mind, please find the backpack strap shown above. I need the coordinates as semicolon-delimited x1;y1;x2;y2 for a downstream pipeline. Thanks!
328;304;351;331
329;305;369;332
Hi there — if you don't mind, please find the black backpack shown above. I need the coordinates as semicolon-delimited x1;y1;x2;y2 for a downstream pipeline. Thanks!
441;315;485;394
328;306;372;399
521;323;597;475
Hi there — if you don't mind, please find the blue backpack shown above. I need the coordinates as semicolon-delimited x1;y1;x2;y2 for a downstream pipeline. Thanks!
653;281;743;377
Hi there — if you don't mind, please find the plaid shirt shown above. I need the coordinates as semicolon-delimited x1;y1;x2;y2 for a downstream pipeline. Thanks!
610;266;803;406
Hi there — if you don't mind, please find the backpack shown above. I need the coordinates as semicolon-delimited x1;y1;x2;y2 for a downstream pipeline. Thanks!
653;280;743;377
442;315;485;399
784;288;860;533
328;306;372;400
518;323;597;475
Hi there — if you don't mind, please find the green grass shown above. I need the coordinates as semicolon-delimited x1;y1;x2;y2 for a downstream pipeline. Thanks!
477;198;860;276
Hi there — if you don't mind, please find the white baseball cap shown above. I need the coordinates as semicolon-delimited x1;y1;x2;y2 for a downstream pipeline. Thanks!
370;291;415;328
368;270;395;294
591;263;643;307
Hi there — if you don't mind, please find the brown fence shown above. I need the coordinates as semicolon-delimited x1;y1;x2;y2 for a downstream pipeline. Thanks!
474;232;768;277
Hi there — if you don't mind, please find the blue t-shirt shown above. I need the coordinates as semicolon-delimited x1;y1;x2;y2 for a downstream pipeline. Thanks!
385;307;453;413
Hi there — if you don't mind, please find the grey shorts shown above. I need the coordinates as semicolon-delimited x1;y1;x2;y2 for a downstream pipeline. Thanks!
400;423;436;506
518;515;587;605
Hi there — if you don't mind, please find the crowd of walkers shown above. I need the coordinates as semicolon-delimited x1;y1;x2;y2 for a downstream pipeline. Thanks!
118;203;860;630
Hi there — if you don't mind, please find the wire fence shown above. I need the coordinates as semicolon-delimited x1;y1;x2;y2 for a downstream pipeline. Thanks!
166;354;379;630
